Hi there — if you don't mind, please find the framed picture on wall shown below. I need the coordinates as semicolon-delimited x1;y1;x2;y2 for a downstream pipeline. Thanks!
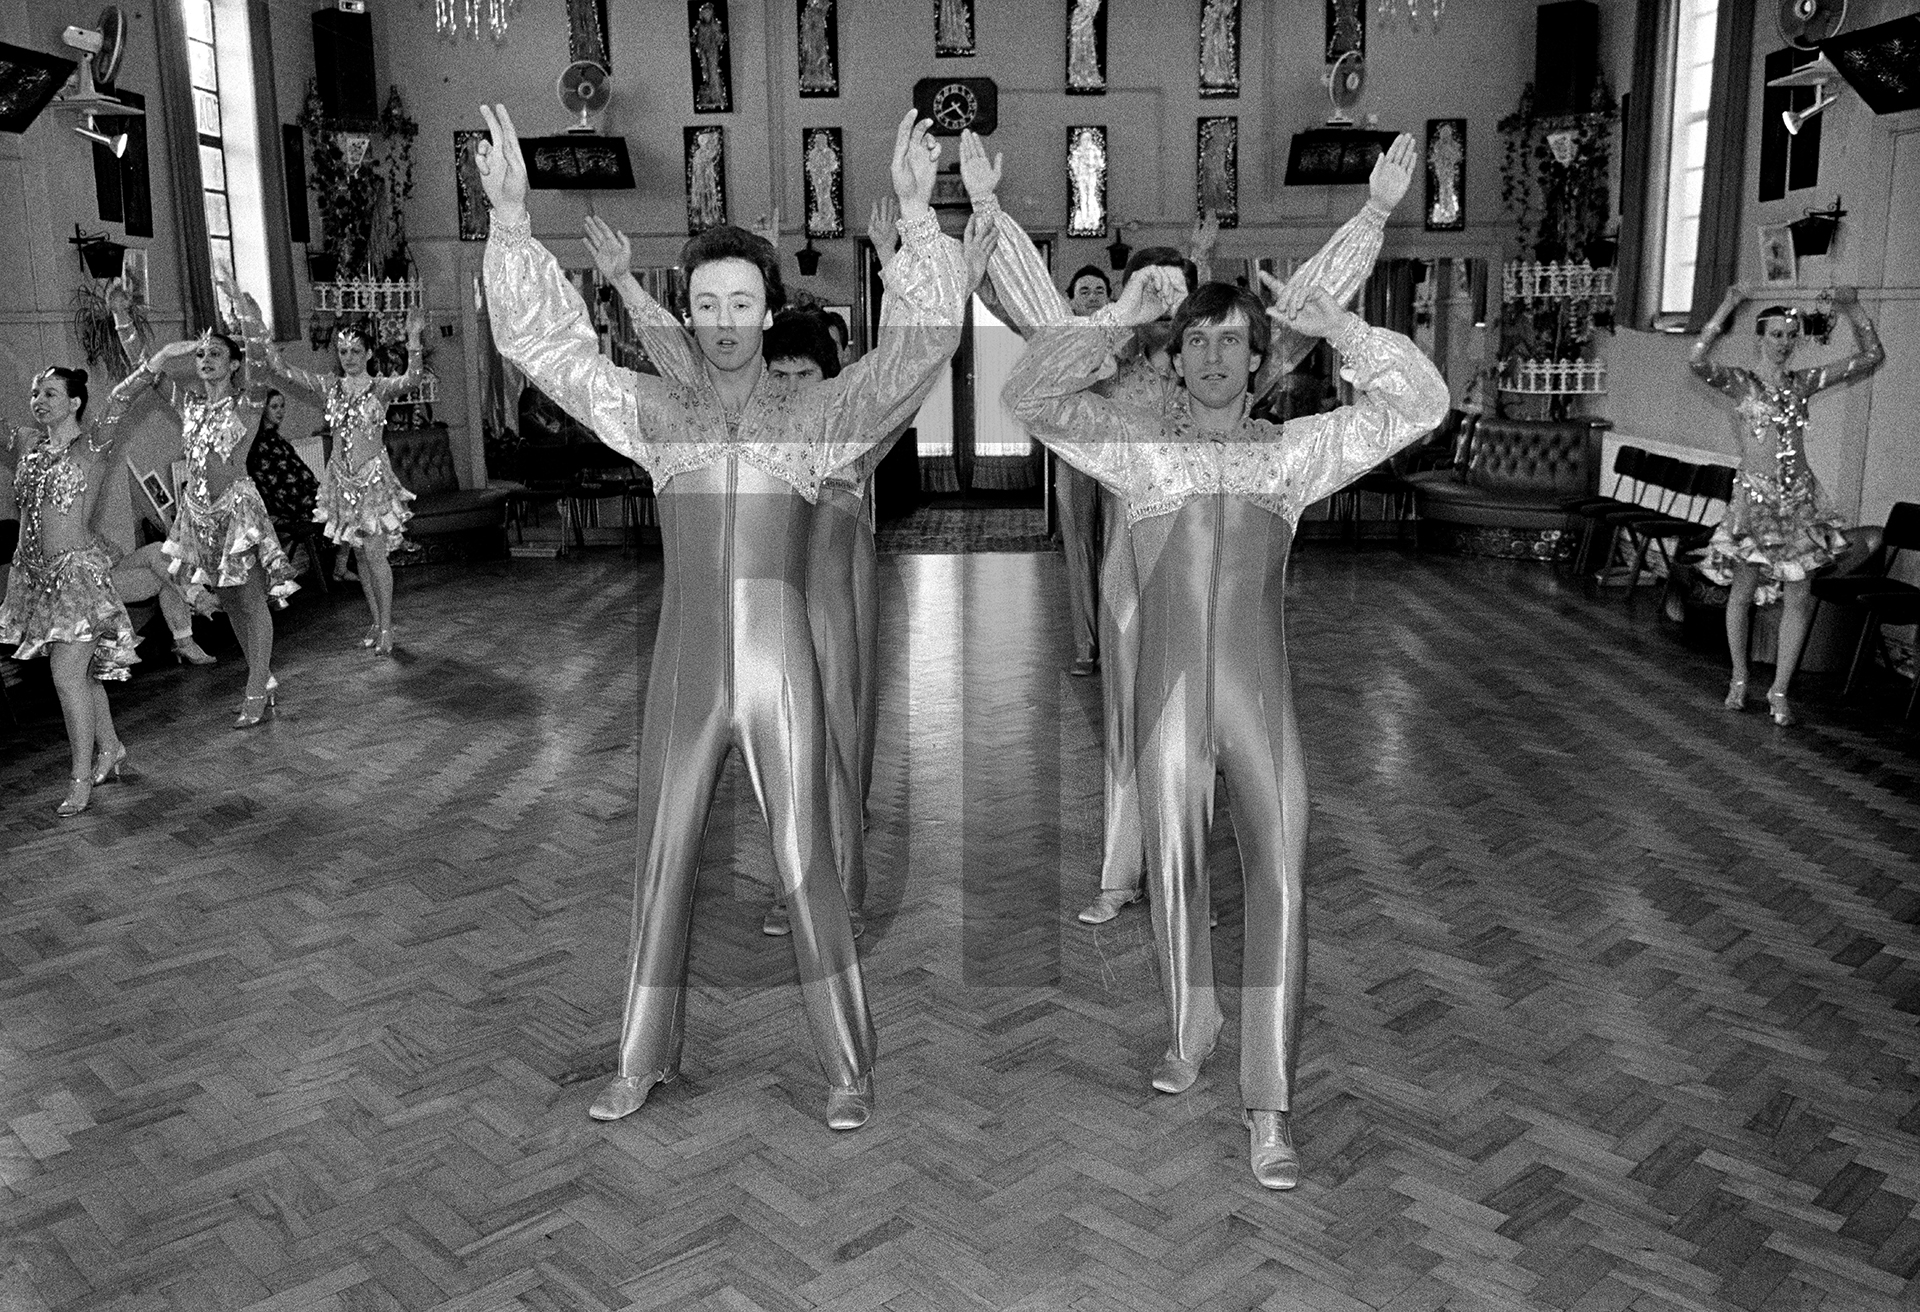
1066;126;1107;237
454;129;490;240
1424;118;1466;232
129;458;174;528
803;127;846;238
1197;116;1239;228
1065;0;1106;94
685;125;728;232
1759;222;1797;285
1199;0;1240;98
797;0;839;96
0;43;76;133
1325;0;1364;61
935;0;975;56
688;0;733;113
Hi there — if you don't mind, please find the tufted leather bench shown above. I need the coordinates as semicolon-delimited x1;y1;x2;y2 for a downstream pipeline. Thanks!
385;425;521;550
1406;416;1605;559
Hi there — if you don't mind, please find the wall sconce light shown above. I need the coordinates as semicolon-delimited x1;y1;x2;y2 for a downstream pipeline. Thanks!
68;224;126;279
795;238;822;277
1788;198;1845;257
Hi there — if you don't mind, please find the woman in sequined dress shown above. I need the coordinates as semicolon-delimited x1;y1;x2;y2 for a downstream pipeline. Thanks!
1691;285;1883;725
115;300;299;729
0;367;151;815
244;307;424;656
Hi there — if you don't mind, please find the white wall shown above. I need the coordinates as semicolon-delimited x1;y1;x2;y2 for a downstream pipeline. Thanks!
1593;0;1920;533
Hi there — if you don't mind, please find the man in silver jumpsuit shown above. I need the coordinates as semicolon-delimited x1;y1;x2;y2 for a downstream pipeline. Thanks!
475;105;970;1131
1005;238;1448;1189
968;134;1422;929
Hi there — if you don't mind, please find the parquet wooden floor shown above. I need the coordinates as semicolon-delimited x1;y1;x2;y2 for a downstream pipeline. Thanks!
2;545;1918;1312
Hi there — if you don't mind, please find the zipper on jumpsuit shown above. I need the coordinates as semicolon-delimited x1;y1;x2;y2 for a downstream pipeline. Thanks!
721;445;737;708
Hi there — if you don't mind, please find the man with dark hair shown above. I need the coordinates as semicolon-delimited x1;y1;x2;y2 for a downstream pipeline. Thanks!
966;131;1418;930
1004;140;1448;1191
585;216;997;948
477;104;971;1133
1066;264;1111;317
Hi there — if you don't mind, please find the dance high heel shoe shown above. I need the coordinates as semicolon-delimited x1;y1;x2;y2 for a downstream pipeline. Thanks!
587;1069;676;1121
173;638;217;666
825;1074;874;1131
361;624;379;649
1245;1110;1301;1191
1767;690;1796;726
91;743;128;786
56;778;92;818
234;683;278;729
1724;677;1748;711
373;627;394;659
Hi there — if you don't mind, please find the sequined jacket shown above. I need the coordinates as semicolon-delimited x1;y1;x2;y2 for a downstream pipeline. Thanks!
1006;315;1450;526
484;208;968;501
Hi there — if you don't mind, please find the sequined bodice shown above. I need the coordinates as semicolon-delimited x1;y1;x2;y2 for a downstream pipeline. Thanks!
18;437;88;516
1729;371;1815;496
323;381;388;448
180;392;254;500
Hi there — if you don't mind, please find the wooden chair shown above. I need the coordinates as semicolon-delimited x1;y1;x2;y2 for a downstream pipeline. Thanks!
1814;502;1920;711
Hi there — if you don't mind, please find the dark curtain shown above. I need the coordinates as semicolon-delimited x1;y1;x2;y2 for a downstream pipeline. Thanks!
1686;0;1755;331
248;0;301;341
1615;0;1672;329
153;0;218;332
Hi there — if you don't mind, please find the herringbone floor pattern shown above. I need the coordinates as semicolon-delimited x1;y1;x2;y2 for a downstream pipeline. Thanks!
2;545;1918;1312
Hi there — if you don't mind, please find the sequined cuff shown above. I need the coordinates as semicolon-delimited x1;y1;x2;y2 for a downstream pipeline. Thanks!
1361;200;1391;223
971;194;1002;220
897;209;941;252
1329;313;1370;359
490;207;534;247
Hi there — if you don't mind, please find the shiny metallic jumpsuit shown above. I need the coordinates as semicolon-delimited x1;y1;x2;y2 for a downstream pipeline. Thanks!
1006;312;1448;1110
983;200;1396;905
486;209;965;1093
612;301;916;921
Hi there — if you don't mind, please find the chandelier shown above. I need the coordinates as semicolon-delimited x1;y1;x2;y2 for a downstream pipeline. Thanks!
1375;0;1448;29
436;0;521;41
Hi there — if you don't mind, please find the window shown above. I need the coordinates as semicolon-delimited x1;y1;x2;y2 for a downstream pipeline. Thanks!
180;0;271;330
1657;0;1718;316
183;0;234;317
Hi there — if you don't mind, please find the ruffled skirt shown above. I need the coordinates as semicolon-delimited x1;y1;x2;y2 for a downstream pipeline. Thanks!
163;477;300;606
316;450;415;550
0;543;141;679
1697;475;1847;607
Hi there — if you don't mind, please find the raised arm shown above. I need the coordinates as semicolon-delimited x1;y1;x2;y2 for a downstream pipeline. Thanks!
584;215;703;390
1808;288;1885;392
1003;317;1167;493
808;112;972;474
230;289;334;400
1253;133;1413;388
108;280;183;413
1689;283;1745;393
373;306;429;401
475;104;682;469
1272;287;1450;507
